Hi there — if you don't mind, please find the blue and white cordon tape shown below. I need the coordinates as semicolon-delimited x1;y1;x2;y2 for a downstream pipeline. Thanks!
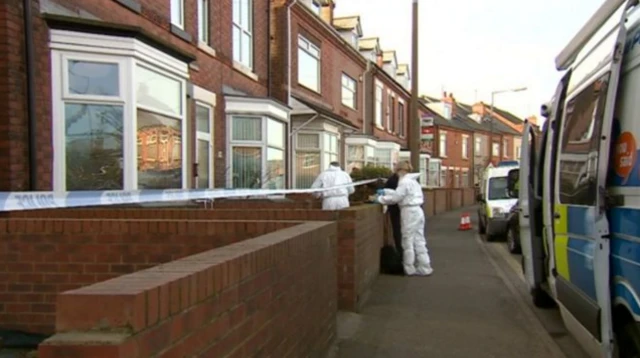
0;178;380;212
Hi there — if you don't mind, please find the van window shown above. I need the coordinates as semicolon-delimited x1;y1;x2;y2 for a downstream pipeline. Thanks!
488;176;510;200
558;72;609;206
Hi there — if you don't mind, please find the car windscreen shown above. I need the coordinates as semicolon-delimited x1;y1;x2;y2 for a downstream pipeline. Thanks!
488;176;510;200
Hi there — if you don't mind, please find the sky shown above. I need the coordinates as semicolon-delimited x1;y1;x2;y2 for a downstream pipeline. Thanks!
333;0;605;121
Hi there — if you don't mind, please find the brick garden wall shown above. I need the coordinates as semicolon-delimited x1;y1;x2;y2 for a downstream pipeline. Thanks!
0;218;296;334
38;222;338;358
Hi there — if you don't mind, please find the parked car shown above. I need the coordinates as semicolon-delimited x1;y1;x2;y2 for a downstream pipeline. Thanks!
505;199;521;254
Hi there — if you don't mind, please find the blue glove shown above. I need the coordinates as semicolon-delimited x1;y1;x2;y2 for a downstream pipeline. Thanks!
376;189;385;196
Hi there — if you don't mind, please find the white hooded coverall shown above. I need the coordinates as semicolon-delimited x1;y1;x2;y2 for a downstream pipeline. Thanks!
378;173;433;276
311;165;355;210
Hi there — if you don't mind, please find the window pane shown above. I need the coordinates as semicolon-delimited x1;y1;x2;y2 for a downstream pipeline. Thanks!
298;49;319;91
232;0;239;24
68;61;119;96
265;148;285;189
488;177;509;200
241;32;252;68
231;28;241;65
137;108;182;189
296;152;321;188
267;119;284;148
232;117;261;141
198;0;209;43
65;103;124;190
298;133;319;148
196;104;211;133
136;66;182;116
232;147;262;188
240;0;250;28
559;73;609;206
197;139;210;188
171;0;183;25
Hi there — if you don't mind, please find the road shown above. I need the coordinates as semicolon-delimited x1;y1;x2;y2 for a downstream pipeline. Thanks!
331;206;590;358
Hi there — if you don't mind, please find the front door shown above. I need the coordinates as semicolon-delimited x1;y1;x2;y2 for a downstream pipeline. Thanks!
553;3;630;355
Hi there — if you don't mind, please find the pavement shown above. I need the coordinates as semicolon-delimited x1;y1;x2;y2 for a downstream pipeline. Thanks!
331;206;590;358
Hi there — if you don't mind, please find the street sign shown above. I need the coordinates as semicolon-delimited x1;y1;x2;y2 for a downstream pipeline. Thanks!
421;116;434;141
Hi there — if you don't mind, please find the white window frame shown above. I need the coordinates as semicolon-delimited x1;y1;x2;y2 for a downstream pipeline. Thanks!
503;138;509;158
375;81;383;128
298;35;321;93
462;134;469;159
341;73;356;109
439;131;447;157
198;0;210;45
443;103;452;119
386;91;394;131
492;142;500;157
50;30;189;192
224;96;290;188
171;0;185;29
233;0;253;70
194;86;216;189
474;136;482;154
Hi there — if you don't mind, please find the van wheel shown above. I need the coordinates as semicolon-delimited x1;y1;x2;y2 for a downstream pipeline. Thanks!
532;287;555;308
507;228;521;254
478;216;486;234
614;321;640;358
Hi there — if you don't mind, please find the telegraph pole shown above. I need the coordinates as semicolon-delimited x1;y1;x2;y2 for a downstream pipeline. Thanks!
409;0;420;172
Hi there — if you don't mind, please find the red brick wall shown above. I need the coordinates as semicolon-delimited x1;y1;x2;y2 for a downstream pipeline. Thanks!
3;0;271;190
38;221;338;358
5;204;384;312
0;217;296;334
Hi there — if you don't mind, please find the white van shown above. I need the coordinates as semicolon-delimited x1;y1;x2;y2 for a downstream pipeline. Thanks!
476;164;519;240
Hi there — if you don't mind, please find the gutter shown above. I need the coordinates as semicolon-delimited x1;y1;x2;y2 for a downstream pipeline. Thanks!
24;0;37;190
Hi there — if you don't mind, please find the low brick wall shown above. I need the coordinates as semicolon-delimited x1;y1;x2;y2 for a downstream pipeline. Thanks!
6;205;384;313
0;218;296;334
38;222;338;358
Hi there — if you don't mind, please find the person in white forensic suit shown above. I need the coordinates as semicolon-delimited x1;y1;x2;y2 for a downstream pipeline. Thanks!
375;160;433;276
311;161;355;211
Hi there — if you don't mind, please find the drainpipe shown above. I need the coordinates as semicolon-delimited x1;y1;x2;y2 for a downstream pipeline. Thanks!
267;5;272;98
286;0;298;189
362;61;373;135
24;0;37;190
287;0;298;106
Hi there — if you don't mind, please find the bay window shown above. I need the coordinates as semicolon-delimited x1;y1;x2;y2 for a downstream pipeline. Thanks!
50;30;189;192
229;117;286;189
294;132;340;188
233;0;253;69
428;160;440;187
298;36;321;92
346;144;375;173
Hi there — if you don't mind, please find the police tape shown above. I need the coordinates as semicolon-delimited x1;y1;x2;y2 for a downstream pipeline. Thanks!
0;178;381;212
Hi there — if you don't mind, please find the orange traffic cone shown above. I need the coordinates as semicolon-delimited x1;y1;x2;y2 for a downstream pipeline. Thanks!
458;212;472;231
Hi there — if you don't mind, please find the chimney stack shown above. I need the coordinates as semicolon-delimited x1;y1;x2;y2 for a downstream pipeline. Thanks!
320;0;335;24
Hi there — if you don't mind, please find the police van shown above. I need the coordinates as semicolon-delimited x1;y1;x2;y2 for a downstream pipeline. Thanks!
506;0;640;356
477;164;519;240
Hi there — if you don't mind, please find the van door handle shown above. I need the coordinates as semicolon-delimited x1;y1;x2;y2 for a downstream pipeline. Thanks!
554;212;561;219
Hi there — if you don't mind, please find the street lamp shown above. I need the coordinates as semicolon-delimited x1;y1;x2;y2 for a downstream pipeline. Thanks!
485;86;527;166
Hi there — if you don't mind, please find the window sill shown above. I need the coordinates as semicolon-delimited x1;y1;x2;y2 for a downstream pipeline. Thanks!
299;83;321;95
198;42;217;57
375;124;384;130
113;0;141;13
171;24;192;43
341;103;357;112
233;61;258;81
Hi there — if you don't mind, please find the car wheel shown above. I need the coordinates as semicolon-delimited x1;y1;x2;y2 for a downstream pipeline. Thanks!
507;228;521;254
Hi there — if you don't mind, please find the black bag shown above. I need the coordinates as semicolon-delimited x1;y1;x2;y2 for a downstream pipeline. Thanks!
380;245;404;275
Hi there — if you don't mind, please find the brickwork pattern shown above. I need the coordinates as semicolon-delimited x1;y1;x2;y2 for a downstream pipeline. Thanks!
37;221;338;358
0;218;295;333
